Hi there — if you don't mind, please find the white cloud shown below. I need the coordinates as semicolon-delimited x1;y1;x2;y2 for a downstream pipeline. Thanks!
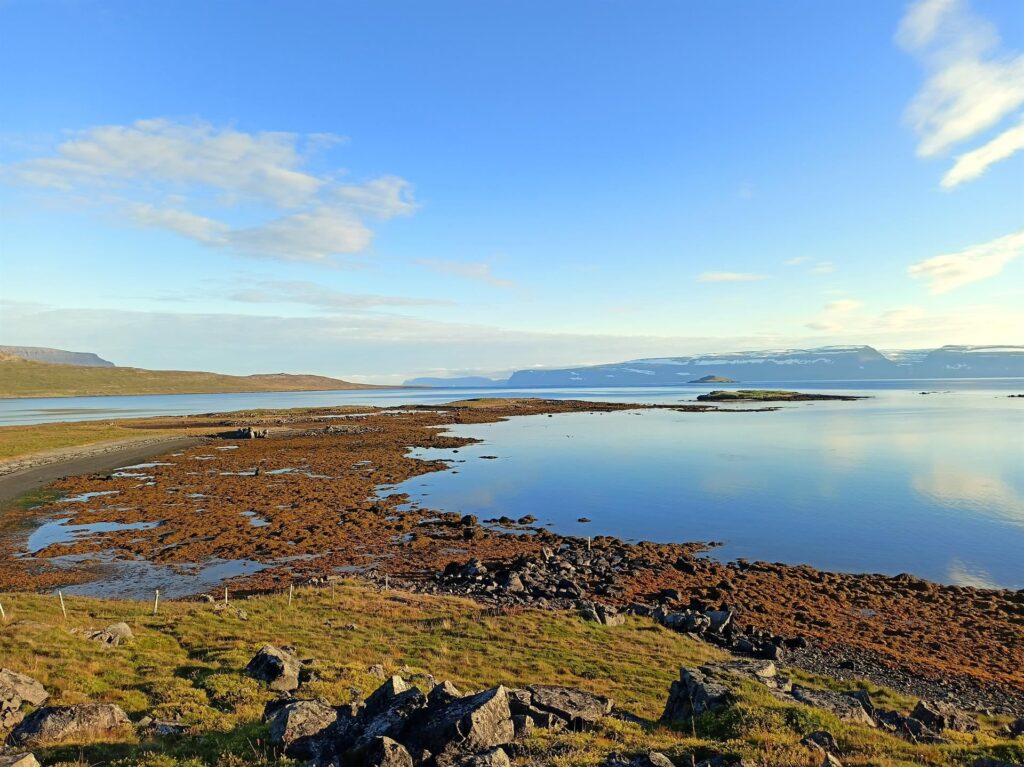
908;228;1024;293
418;259;517;288
806;298;864;331
1;118;416;264
228;279;452;311
898;0;1024;182
696;271;768;283
809;261;836;275
942;117;1024;187
783;256;809;266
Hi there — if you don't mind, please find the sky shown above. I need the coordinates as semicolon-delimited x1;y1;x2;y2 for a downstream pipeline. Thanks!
1;0;1022;384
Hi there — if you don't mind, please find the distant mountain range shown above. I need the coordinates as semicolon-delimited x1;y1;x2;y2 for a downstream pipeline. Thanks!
407;345;1024;387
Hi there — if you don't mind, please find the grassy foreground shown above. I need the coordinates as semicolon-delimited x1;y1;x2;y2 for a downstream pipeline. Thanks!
0;422;190;463
0;359;384;399
0;583;1020;767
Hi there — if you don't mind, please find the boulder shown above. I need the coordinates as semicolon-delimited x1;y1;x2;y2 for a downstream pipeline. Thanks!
351;688;426;752
6;704;131;746
526;685;612;729
454;748;511;767
428;681;464;708
911;700;979;733
0;670;48;730
789;687;874;728
364;676;411;717
245;645;301;692
0;754;40;767
661;667;734;723
607;753;674;767
414;686;514;763
265;699;339;759
821;755;843;767
800;730;838;753
1007;717;1024;738
85;622;133;646
363;736;414;767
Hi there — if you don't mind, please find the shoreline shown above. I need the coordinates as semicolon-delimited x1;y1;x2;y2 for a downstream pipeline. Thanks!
0;398;1020;714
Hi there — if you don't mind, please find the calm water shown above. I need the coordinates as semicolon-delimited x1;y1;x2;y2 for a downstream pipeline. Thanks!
380;385;1024;589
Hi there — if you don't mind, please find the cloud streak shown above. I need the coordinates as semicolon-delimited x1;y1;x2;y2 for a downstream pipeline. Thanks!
2;118;417;264
417;259;517;288
228;279;453;311
908;228;1024;293
898;0;1024;185
696;271;768;283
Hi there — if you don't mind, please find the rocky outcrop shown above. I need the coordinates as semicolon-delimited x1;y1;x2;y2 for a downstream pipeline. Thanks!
789;687;875;727
245;645;302;692
6;704;131;747
261;669;615;767
661;666;735;723
0;671;48;730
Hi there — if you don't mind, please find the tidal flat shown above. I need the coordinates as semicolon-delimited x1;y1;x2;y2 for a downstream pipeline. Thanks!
0;397;1021;716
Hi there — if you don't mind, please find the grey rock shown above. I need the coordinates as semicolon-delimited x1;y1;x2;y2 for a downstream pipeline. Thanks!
454;748;512;767
972;759;1024;767
363;735;414;767
0;754;40;767
789;687;874;727
352;688;426;751
661;667;734;723
526;685;612;729
6;704;131;747
821;755;843;767
85;622;133;646
800;730;838;752
415;686;514;763
245;645;301;692
1007;717;1024;738
0;670;48;730
428;681;464;708
265;699;338;758
911;700;979;733
364;676;410;718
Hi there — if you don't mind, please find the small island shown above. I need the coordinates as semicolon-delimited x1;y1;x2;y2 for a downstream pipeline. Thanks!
689;374;736;383
697;389;867;402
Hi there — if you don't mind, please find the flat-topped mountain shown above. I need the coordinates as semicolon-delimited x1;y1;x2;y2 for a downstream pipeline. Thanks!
0;345;115;367
505;345;1024;386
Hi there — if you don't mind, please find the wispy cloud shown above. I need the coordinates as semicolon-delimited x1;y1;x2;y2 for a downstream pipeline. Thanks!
809;261;835;275
228;279;453;311
696;271;768;283
806;298;863;331
783;257;809;266
1;118;417;264
417;259;517;288
908;228;1024;293
898;0;1024;186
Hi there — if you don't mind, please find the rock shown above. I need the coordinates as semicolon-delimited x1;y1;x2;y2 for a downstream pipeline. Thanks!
526;685;612;729
352;688;426;752
0;754;40;767
607;753;674;767
428;681;464;708
789;687;874;727
415;686;514;763
454;748;511;767
821;755;843;767
1007;717;1024;738
695;756;745;767
874;709;947;744
661;667;734;723
245;644;301;692
972;759;1024;767
265;699;339;758
363;735;414;767
0;670;48;730
368;664;387;679
364;676;410;717
6;704;131;746
85;622;133;646
142;720;189;737
911;700;979;733
800;730;838;752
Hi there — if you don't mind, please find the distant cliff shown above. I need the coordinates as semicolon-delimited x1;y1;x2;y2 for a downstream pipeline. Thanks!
0;345;115;367
505;345;1024;386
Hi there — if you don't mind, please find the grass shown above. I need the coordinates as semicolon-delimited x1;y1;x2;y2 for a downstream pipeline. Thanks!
0;422;191;463
0;359;383;399
0;583;1020;767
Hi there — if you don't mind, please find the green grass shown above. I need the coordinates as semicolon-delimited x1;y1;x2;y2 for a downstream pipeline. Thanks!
0;584;1020;767
0;422;188;463
0;359;379;399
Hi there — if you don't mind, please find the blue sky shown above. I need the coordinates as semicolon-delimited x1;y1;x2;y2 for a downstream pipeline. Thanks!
1;0;1022;383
